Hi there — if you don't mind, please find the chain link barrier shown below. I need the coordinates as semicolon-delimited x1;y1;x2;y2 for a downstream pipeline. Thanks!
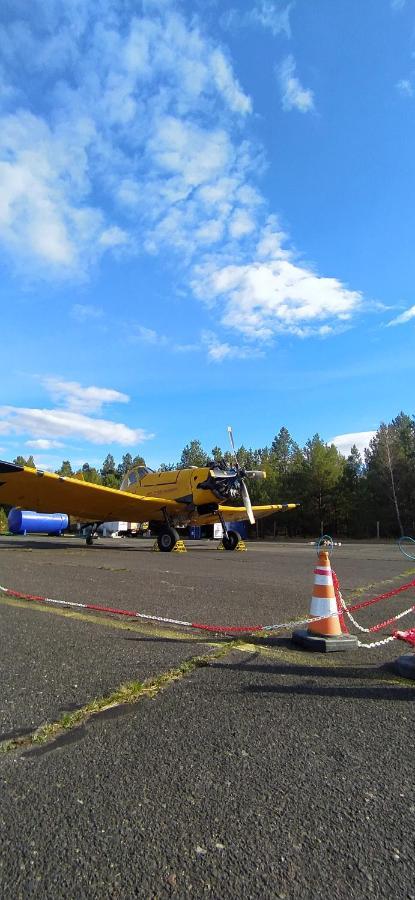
332;571;415;649
0;583;350;636
1;551;415;646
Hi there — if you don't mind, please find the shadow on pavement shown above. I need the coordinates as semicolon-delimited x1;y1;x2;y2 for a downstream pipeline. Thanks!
242;681;415;701
212;655;415;700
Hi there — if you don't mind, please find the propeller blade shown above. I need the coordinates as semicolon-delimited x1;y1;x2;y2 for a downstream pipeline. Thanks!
245;470;267;481
228;425;236;459
227;425;238;467
240;478;255;525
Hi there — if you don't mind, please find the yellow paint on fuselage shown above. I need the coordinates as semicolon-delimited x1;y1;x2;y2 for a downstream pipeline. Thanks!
122;467;216;508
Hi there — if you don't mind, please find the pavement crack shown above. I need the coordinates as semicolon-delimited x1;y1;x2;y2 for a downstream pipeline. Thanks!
342;568;415;597
0;640;240;758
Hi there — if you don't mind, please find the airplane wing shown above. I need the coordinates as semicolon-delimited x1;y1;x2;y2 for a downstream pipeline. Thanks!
0;460;183;522
195;503;299;524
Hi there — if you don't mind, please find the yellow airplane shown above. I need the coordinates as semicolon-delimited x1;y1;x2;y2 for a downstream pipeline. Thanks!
0;427;298;552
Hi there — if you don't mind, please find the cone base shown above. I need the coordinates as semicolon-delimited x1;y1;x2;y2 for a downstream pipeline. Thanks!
292;628;358;653
394;653;415;681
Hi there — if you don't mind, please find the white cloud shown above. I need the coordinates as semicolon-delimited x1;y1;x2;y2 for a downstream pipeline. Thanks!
210;49;252;115
278;55;315;113
71;304;104;321
222;2;292;38
0;110;103;273
0;1;366;350
329;431;376;458
396;79;413;97
26;438;64;449
202;331;262;363
132;325;169;346
149;117;232;192
195;219;225;245
0;406;151;446
256;216;289;259
42;378;130;413
228;208;256;239
98;226;130;247
130;326;200;355
193;221;362;340
387;304;415;326
251;1;293;36
0;5;252;277
172;342;199;353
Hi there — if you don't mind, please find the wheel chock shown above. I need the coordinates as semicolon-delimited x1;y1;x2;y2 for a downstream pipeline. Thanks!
152;540;160;552
172;540;187;553
217;540;247;552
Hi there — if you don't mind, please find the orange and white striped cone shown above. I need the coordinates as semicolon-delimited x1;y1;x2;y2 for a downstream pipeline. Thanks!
292;550;357;652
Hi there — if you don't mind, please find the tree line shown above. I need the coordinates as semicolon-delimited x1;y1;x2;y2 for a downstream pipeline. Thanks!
5;412;415;539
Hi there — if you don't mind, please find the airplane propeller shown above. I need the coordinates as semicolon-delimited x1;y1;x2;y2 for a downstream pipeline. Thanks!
227;426;266;525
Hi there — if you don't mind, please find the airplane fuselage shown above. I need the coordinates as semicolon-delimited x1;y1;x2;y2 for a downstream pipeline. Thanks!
120;466;227;522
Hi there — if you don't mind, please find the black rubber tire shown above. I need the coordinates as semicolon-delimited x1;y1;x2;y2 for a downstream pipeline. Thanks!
85;528;94;546
222;529;241;551
158;526;179;552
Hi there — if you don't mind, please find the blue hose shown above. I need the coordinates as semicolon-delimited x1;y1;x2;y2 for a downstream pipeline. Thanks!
398;536;415;560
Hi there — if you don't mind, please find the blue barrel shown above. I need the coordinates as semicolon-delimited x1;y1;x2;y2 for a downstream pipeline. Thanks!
8;508;69;535
188;525;202;539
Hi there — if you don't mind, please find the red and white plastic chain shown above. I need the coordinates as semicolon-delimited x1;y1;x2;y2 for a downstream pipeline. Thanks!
0;583;369;637
332;573;411;648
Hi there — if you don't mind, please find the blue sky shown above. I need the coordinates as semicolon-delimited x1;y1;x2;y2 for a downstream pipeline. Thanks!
0;0;414;470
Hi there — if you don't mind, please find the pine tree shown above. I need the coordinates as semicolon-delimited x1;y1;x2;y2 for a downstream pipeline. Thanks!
56;460;73;477
82;463;102;485
179;440;208;468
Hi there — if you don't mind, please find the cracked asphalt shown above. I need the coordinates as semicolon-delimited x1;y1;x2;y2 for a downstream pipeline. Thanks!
0;536;414;898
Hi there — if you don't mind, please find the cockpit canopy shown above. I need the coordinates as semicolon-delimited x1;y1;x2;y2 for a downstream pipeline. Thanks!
120;465;154;491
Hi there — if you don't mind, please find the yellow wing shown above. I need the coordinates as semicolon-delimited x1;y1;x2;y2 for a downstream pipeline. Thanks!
0;460;183;522
194;503;299;525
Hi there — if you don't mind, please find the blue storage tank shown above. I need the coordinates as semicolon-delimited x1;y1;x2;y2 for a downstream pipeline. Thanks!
226;520;248;539
8;508;69;535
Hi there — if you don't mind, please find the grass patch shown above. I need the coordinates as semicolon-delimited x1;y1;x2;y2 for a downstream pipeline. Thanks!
0;641;239;756
342;568;415;597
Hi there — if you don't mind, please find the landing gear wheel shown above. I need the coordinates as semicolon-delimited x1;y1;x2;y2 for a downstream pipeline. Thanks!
85;527;94;547
222;529;241;551
158;526;180;552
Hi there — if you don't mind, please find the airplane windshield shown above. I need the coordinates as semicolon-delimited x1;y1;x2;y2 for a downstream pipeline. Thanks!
135;466;154;478
120;466;155;491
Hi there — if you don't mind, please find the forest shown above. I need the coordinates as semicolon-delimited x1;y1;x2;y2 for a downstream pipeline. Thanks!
3;412;415;540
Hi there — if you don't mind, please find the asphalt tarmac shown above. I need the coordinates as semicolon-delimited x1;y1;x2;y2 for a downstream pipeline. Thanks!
0;536;414;898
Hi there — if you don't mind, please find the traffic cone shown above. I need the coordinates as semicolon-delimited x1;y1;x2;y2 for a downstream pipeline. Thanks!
292;549;357;652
